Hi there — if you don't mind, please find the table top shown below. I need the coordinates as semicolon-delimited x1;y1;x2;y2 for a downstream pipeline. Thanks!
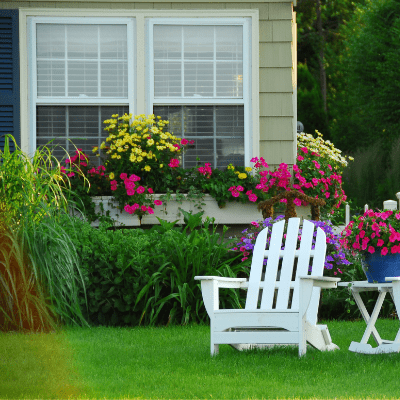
338;278;400;288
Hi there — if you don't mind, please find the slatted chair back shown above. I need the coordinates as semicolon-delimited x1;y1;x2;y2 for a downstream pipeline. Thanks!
245;218;326;320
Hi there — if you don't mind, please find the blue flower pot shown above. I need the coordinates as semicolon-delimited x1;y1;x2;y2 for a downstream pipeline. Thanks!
362;252;400;283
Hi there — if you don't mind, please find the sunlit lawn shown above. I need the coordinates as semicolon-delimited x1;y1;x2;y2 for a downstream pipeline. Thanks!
1;320;400;399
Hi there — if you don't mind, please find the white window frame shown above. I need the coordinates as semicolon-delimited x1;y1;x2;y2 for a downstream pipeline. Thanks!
147;17;252;165
27;17;135;155
20;9;259;165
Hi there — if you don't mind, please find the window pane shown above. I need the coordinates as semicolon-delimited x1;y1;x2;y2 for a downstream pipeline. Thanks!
36;24;128;98
184;62;213;97
153;24;243;99
183;26;214;60
154;105;244;169
154;61;181;97
153;25;182;59
36;105;129;165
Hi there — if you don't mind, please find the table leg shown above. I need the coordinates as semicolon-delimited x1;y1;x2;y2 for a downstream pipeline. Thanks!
352;290;384;346
358;291;386;345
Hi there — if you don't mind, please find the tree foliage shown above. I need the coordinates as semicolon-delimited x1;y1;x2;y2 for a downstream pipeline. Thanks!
329;0;400;153
297;63;328;134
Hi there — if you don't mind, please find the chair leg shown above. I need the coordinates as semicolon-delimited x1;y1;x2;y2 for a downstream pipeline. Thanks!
211;344;219;356
299;316;307;357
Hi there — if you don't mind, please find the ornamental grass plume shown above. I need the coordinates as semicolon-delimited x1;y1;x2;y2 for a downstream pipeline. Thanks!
0;135;90;333
340;209;400;256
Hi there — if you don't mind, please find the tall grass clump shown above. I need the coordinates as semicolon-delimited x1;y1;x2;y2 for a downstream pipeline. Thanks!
0;135;89;333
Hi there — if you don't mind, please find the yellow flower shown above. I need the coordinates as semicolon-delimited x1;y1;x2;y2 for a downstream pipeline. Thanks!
235;171;240;175
92;146;98;153
238;173;247;180
147;139;155;146
109;172;115;180
137;156;143;162
144;165;151;172
159;164;163;168
245;167;252;172
227;164;235;170
129;154;137;163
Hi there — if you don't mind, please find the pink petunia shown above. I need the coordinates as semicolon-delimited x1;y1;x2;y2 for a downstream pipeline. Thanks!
381;247;389;256
147;188;154;194
237;186;244;192
154;200;162;206
377;239;384;247
300;147;308;154
293;198;302;206
67;172;75;177
120;173;128;180
129;174;141;182
251;221;259;227
180;138;189;145
231;190;240;198
141;205;147;212
297;155;304;161
136;186;145;194
368;246;375;254
147;207;154;214
124;204;134;214
248;194;257;202
126;188;135;196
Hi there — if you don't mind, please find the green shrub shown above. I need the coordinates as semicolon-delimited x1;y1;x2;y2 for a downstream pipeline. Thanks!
67;211;245;327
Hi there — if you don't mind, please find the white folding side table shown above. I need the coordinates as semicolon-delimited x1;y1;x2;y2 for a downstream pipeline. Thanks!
338;278;400;354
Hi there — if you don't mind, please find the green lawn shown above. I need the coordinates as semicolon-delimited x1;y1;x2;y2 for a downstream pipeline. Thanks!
1;320;400;399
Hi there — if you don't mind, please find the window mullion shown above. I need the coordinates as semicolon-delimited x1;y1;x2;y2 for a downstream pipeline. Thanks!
213;105;217;168
181;26;184;98
97;25;101;97
213;26;216;98
64;25;68;97
66;106;69;154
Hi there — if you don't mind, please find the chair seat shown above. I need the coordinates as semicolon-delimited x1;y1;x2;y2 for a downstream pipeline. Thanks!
214;308;299;314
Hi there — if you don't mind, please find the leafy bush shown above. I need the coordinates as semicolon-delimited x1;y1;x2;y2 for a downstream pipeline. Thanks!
67;211;245;327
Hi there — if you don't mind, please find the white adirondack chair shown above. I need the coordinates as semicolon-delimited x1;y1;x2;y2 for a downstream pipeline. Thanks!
195;218;341;357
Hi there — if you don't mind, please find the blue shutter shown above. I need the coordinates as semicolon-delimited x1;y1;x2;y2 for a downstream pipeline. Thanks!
0;9;19;152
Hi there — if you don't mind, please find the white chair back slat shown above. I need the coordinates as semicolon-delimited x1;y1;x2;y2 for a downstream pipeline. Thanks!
275;218;301;309
259;219;285;310
306;226;327;325
245;227;270;310
290;220;315;310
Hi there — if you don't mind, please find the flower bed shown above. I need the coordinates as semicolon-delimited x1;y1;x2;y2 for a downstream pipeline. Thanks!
63;114;352;225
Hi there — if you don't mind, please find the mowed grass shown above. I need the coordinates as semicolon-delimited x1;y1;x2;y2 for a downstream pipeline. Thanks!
2;320;400;399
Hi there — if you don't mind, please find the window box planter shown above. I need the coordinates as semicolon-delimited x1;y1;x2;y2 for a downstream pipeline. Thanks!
90;195;312;228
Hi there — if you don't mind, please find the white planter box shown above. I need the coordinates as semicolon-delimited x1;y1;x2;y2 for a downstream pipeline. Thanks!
91;194;265;227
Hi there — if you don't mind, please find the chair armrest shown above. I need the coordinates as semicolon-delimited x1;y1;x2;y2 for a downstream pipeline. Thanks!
299;276;341;289
194;276;247;288
194;276;247;316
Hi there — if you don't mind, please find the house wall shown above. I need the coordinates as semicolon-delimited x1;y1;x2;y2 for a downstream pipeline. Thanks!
1;0;297;166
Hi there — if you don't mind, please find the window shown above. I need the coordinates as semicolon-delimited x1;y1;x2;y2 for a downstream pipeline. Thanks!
149;19;251;169
29;18;134;163
28;16;251;168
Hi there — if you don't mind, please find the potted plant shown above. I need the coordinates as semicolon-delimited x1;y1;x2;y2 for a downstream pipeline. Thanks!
340;209;400;282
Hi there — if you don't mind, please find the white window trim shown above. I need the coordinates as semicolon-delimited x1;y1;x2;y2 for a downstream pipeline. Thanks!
147;17;251;165
20;8;259;166
27;16;135;155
